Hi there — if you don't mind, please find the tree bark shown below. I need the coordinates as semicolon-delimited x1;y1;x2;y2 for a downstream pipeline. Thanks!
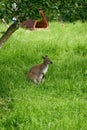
0;21;19;48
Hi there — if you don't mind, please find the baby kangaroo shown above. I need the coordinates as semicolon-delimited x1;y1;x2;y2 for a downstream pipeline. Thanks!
27;55;52;83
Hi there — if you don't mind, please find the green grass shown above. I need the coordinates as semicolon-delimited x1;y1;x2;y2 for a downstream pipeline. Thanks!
0;21;87;130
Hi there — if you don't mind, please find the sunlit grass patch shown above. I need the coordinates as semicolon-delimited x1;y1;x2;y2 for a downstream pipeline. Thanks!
0;21;87;130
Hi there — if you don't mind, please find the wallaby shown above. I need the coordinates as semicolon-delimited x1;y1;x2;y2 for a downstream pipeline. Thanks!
27;56;52;83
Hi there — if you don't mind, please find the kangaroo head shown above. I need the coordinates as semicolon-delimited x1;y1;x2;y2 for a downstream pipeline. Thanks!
42;55;53;65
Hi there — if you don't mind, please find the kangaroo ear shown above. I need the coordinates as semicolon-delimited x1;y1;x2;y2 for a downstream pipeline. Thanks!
42;56;45;59
45;55;48;58
42;55;48;59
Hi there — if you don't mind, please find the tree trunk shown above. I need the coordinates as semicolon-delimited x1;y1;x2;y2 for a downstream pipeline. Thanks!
0;21;19;48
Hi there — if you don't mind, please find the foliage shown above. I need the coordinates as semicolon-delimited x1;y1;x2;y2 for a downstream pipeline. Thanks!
0;0;87;22
0;22;87;129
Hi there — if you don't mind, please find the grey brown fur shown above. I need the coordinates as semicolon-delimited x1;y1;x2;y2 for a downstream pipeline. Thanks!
27;56;52;83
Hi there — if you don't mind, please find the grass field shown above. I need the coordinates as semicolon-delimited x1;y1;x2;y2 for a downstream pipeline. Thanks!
0;21;87;130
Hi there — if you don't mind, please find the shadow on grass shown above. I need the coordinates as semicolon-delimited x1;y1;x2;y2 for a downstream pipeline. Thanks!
0;53;29;98
0;31;5;34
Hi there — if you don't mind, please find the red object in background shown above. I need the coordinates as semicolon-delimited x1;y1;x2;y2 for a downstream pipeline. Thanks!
22;9;48;30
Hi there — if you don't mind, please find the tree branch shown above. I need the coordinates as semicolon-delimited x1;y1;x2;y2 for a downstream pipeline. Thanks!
0;21;19;48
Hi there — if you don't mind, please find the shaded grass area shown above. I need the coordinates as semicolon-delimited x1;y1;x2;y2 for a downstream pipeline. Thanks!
0;22;87;130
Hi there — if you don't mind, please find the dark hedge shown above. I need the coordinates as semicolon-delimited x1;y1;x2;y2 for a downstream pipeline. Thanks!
0;0;87;22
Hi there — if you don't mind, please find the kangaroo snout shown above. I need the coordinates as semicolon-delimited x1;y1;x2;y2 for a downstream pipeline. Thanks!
27;55;52;84
50;61;53;64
